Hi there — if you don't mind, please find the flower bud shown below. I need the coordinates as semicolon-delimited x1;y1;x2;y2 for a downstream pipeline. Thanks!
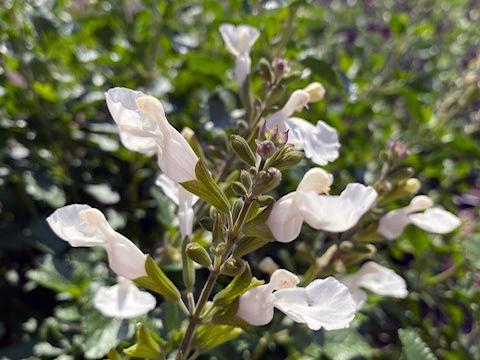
231;134;256;166
253;168;282;195
221;258;245;276
231;181;248;196
266;146;303;170
303;82;326;102
186;243;212;268
272;58;290;75
259;58;274;84
255;139;277;159
386;139;408;160
256;195;275;207
404;178;421;194
388;167;415;182
240;170;252;190
232;198;244;219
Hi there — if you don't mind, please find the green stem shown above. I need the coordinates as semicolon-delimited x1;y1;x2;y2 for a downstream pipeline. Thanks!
176;198;253;359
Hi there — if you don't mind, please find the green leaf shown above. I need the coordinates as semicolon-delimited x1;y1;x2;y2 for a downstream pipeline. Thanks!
124;324;163;359
211;299;252;329
181;161;230;213
194;324;242;351
301;57;341;88
83;318;127;359
322;329;373;360
399;328;437;360
213;263;263;307
134;256;181;301
107;348;123;360
465;234;480;269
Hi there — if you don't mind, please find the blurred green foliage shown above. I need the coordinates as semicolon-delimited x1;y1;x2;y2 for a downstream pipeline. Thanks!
0;0;479;359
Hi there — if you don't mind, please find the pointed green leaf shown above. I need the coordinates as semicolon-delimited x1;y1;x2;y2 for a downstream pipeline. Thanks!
213;263;264;307
181;161;230;213
124;324;163;359
194;324;242;351
134;256;181;301
399;329;437;360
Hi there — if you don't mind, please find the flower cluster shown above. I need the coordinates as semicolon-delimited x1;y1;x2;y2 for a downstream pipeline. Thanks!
44;21;462;358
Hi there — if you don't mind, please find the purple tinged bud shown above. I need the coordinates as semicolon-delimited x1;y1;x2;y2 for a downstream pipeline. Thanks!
387;139;408;159
272;58;290;74
275;129;289;147
256;139;277;159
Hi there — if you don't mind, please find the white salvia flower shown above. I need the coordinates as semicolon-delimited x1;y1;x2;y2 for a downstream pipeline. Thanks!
265;89;340;165
266;90;310;129
105;87;158;155
267;168;333;243
156;174;198;238
219;23;259;88
377;195;461;240
105;88;199;183
93;276;156;319
341;262;408;309
286;118;340;166
237;269;300;326
47;204;147;279
297;183;377;233
267;169;377;242
238;270;356;330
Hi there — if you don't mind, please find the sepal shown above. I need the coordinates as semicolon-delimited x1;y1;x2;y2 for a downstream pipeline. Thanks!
181;160;230;213
134;256;181;301
123;324;163;359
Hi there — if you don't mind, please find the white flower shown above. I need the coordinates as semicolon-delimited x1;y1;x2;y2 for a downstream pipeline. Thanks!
94;276;156;319
297;183;377;233
267;168;333;243
219;23;259;88
105;88;199;183
265;90;340;166
377;195;461;240
267;169;377;242
105;87;157;155
266;90;310;129
237;269;299;326
341;262;408;309
156;174;198;238
237;270;356;330
47;204;147;279
286;118;340;166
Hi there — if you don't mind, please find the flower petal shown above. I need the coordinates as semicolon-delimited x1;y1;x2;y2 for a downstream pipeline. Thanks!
237;285;275;326
234;55;251;88
355;262;408;298
377;208;410;240
219;24;259;57
342;262;407;310
105;232;148;279
46;204;106;247
156;174;180;205
298;183;377;232
105;88;158;154
286;118;340;166
93;278;156;319
273;277;356;330
409;208;461;234
267;193;304;243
